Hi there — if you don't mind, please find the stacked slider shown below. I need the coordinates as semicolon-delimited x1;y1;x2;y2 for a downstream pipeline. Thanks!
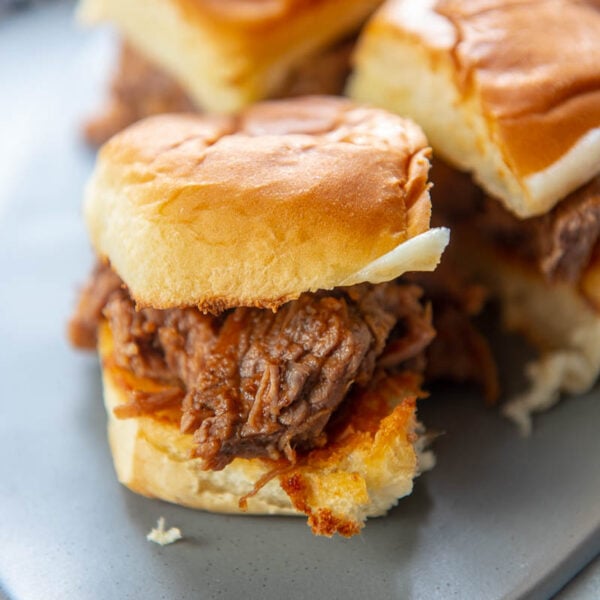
349;0;600;430
79;0;384;144
69;96;449;536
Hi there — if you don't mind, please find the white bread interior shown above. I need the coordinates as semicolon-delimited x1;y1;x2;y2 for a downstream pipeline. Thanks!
84;98;448;313
340;228;449;287
99;322;433;536
348;0;600;218
460;242;600;433
78;0;383;113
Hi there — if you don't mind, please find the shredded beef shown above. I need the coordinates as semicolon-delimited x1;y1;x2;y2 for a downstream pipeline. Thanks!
408;254;500;404
431;161;600;284
426;300;499;405
113;387;186;420
84;42;195;147
275;38;354;99
68;263;123;349
477;177;600;282
71;264;433;469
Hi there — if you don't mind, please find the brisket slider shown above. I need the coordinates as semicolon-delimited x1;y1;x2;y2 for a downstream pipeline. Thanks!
78;0;385;144
69;96;449;536
349;0;600;430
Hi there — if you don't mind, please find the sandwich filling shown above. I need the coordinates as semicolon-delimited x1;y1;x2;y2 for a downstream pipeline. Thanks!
432;162;600;305
70;263;434;470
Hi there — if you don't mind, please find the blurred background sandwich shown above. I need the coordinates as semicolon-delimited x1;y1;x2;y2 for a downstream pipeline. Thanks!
78;0;385;144
349;0;600;430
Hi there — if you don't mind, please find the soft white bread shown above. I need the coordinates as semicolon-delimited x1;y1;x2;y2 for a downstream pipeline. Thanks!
78;0;383;113
84;96;448;312
99;322;433;537
455;238;600;433
348;0;600;218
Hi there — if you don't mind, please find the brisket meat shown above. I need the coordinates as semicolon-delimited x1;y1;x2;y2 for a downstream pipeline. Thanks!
70;265;433;469
477;176;600;282
431;161;600;284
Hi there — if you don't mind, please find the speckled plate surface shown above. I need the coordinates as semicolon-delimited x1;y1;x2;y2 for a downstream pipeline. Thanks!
0;4;598;599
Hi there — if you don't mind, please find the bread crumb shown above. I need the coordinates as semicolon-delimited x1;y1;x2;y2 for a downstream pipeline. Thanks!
146;517;182;546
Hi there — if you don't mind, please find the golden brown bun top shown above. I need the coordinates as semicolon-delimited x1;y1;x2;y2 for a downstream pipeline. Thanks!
377;0;600;178
177;0;325;25
177;0;378;27
78;0;384;113
85;96;446;312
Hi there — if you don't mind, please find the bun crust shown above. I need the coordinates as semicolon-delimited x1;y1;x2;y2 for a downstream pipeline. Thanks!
85;97;441;312
78;0;383;112
349;0;600;217
99;322;430;536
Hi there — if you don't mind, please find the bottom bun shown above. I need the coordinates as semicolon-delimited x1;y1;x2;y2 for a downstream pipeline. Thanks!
458;242;600;433
99;322;433;537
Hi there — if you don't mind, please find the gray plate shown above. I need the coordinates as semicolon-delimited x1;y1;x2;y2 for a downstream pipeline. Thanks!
0;3;598;599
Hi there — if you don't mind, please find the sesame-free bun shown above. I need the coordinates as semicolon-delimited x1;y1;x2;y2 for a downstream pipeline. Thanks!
99;322;433;537
348;0;600;218
77;0;383;113
84;96;448;312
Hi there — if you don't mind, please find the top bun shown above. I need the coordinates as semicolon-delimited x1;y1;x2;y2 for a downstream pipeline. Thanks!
349;0;600;218
84;96;447;312
78;0;383;112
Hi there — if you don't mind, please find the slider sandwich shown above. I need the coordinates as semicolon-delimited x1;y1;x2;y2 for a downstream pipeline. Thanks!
69;96;449;536
78;0;385;144
349;0;600;430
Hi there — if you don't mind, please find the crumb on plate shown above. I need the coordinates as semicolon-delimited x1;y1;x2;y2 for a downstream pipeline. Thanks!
146;517;183;546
